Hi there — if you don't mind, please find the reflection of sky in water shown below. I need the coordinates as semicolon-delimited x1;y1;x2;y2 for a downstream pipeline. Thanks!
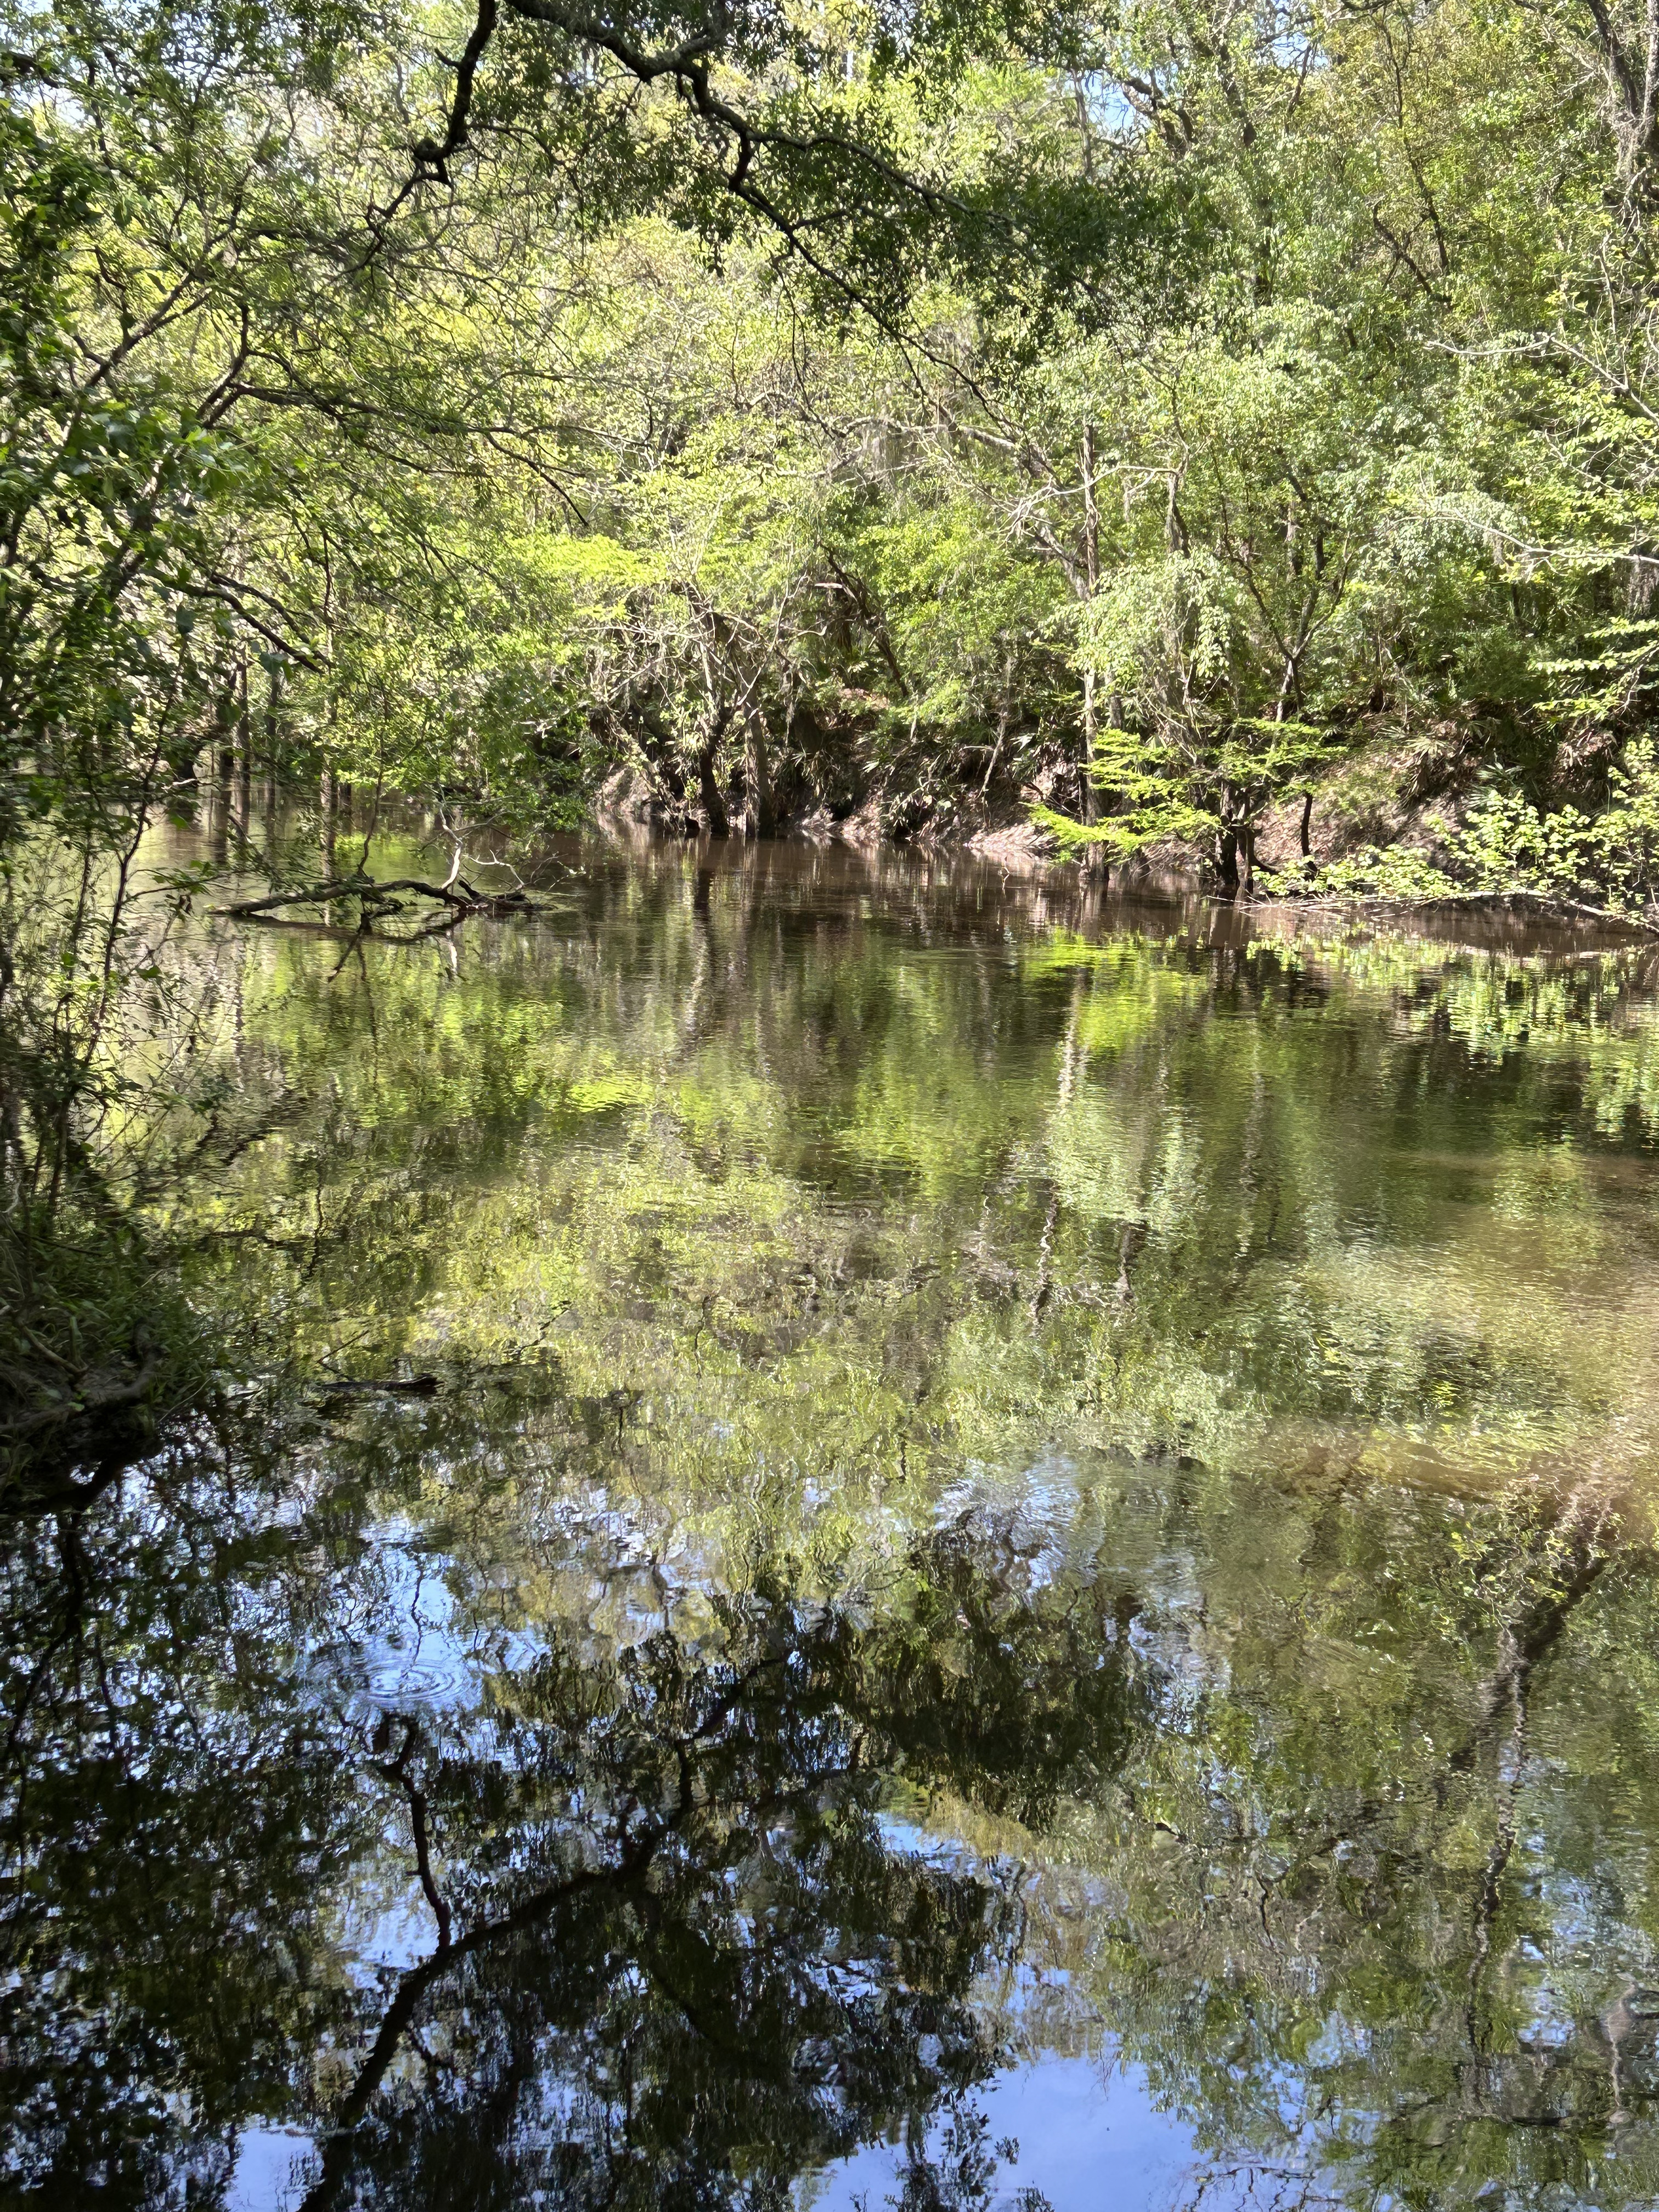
832;1818;1212;2207
800;2053;1206;2210
228;2128;314;2212
40;850;1659;2212
226;2035;1210;2210
222;1457;1659;2210
341;1891;438;1976
303;1514;549;1716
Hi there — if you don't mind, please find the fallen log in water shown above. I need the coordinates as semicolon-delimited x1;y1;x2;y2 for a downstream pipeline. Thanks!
314;1373;441;1397
215;873;548;929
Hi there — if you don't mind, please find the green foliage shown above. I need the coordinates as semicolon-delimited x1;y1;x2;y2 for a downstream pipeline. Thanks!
17;0;1659;888
1276;742;1659;910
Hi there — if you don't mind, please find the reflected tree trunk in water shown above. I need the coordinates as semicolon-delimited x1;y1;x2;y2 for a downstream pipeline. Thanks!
18;860;1659;2208
1455;1490;1632;2070
297;1836;669;2212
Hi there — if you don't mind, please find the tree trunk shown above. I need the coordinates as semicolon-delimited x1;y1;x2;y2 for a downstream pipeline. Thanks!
1079;424;1101;830
1080;667;1098;825
265;662;283;764
744;703;776;838
235;659;252;836
210;686;236;862
209;755;229;864
216;678;236;791
982;690;1011;797
697;640;731;837
1216;825;1239;898
261;668;279;863
698;744;730;838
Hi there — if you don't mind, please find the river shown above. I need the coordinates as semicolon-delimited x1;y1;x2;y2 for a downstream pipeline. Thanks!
10;831;1659;2210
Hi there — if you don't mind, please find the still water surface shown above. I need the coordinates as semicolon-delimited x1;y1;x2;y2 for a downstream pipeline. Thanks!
13;836;1659;2210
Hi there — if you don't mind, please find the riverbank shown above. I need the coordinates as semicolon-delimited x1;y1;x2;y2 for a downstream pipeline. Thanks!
586;799;1659;952
593;756;1659;941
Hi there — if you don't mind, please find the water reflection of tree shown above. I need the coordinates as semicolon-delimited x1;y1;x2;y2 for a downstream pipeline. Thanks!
2;1465;1142;2209
14;1424;1659;2208
998;1479;1659;2212
180;867;1659;1526
20;859;1659;2206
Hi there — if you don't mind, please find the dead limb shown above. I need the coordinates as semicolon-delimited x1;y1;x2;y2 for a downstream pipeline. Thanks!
215;873;551;927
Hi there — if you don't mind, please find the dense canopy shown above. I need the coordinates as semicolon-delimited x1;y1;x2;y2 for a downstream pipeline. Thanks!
13;0;1659;889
